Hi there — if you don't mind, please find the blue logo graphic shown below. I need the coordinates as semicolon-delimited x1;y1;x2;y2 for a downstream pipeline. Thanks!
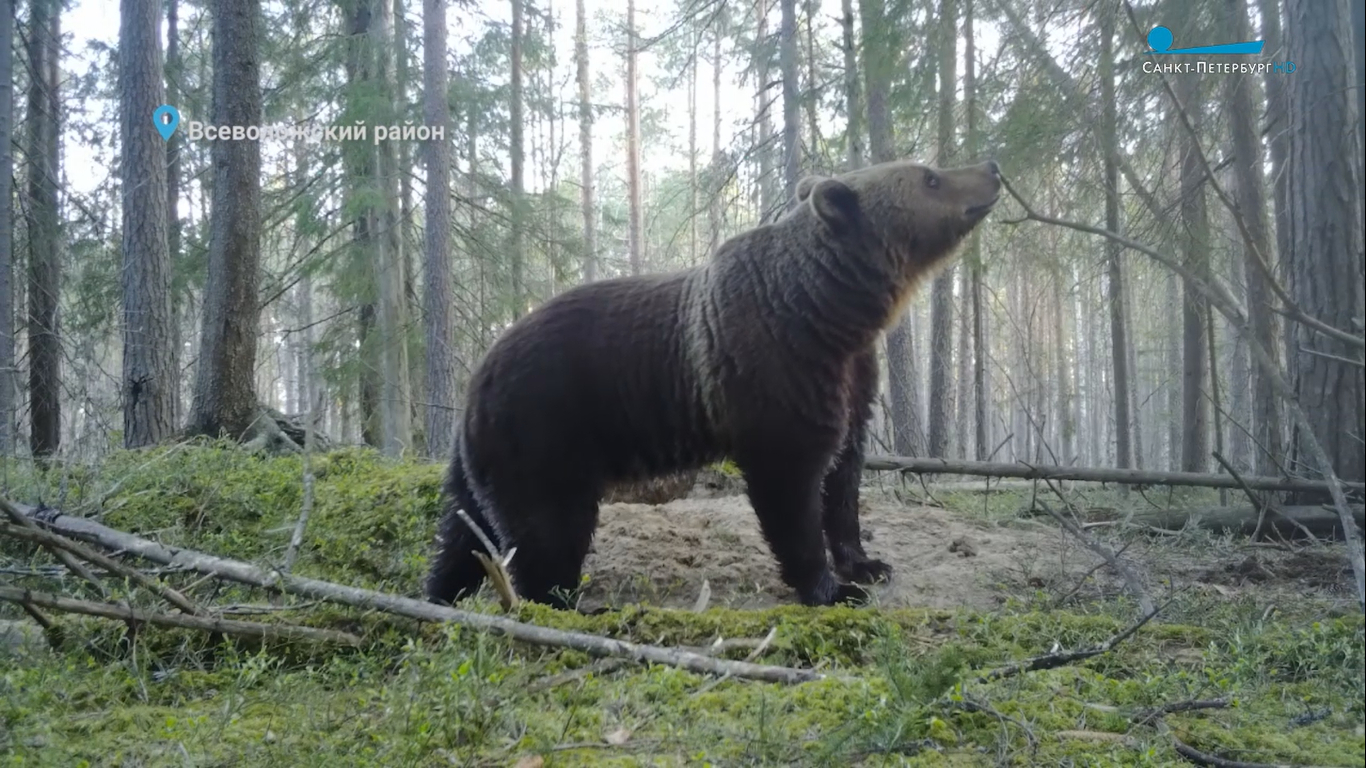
1146;25;1263;55
153;105;180;141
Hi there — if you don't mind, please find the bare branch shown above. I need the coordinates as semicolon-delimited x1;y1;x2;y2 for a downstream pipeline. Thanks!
0;521;203;616
0;586;362;646
1036;491;1154;616
863;454;1365;494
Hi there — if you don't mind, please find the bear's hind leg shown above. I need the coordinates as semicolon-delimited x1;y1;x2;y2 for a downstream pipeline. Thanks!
502;492;600;609
427;457;503;605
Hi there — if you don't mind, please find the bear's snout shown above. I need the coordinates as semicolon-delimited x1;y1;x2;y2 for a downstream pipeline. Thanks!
961;161;1002;222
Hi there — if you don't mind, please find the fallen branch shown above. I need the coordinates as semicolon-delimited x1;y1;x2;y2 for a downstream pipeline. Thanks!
11;501;824;685
863;455;1365;495
0;586;362;647
1123;504;1362;539
1;500;106;597
0;521;203;616
1037;492;1154;616
1211;451;1313;542
976;603;1161;683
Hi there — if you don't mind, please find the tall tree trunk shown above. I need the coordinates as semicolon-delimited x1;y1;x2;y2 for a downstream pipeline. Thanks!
290;112;316;423
423;0;456;459
708;25;723;253
1082;279;1100;464
625;0;643;274
120;0;175;448
841;0;862;170
955;262;971;457
1354;0;1364;160
1176;74;1210;473
26;0;61;458
1224;0;1283;476
0;0;15;455
754;0;775;218
1099;2;1131;468
1053;267;1075;463
1257;0;1291;308
373;0;412;455
1285;0;1365;487
344;2;380;447
927;0;957;458
576;0;597;282
358;303;379;446
1165;271;1181;469
510;0;527;307
395;0;421;433
188;0;263;440
964;0;987;460
779;0;799;203
1355;0;1364;161
802;0;820;170
165;0;183;425
689;24;699;264
862;0;921;455
1125;279;1144;469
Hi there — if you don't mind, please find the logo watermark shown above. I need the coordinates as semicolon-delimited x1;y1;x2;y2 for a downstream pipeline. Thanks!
1142;25;1293;74
149;105;445;145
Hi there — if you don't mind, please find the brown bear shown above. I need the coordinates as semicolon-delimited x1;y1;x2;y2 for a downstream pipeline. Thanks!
426;158;1002;608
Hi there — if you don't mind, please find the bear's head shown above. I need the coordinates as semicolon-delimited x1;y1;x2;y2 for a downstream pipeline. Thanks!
795;159;1001;289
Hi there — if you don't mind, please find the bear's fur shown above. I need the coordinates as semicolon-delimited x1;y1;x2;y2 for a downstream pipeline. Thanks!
427;159;1002;607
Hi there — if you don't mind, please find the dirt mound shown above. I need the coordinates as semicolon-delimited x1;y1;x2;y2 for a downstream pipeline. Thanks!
578;492;1073;610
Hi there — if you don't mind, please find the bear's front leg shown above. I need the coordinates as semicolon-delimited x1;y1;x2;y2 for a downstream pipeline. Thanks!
738;448;868;606
822;437;893;585
822;346;892;585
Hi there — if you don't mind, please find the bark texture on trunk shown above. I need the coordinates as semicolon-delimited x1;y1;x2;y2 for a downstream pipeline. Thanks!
188;0;263;442
1099;3;1131;468
26;0;62;458
576;0;597;282
1224;0;1283;477
926;0;957;458
120;0;176;448
423;0;456;459
1284;0;1365;487
0;0;17;454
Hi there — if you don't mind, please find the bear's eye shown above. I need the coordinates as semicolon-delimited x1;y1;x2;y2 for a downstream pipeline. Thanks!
925;171;940;190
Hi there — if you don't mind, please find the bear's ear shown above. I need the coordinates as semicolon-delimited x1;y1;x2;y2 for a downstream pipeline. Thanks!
794;175;826;202
807;178;860;234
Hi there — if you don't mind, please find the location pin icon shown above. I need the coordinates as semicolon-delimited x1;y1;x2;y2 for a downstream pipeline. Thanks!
153;105;180;141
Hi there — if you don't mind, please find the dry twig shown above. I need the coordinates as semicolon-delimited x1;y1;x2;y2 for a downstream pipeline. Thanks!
977;603;1162;683
1037;487;1154;616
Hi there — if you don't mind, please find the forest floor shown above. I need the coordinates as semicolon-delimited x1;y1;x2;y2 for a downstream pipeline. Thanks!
1;445;1362;766
582;488;1360;615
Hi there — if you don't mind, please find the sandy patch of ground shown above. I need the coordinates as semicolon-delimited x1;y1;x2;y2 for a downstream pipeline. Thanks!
579;492;1076;610
573;486;1361;614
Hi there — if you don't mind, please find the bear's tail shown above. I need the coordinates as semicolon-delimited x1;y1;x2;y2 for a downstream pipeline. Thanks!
426;433;502;605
